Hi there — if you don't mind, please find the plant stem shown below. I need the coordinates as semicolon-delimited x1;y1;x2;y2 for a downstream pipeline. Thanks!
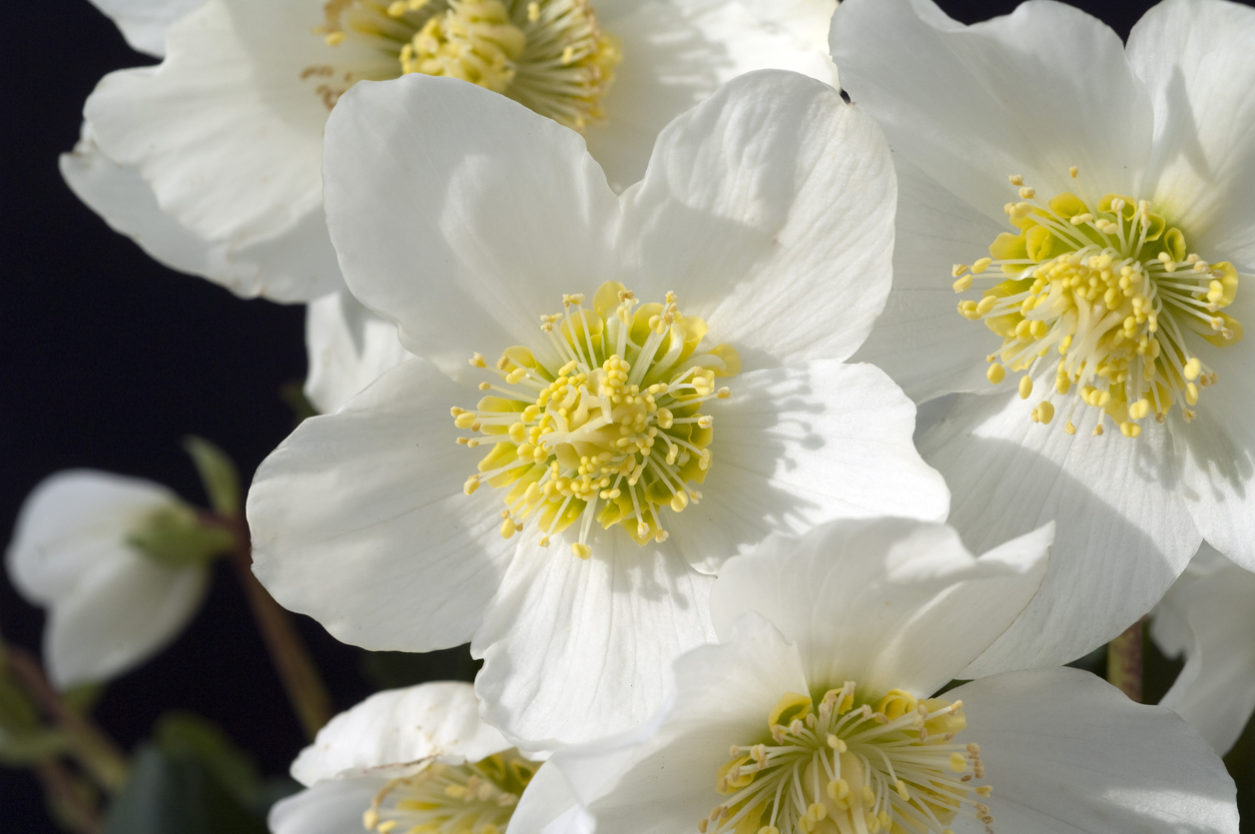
1107;618;1144;702
216;515;333;739
33;760;101;834
5;647;129;794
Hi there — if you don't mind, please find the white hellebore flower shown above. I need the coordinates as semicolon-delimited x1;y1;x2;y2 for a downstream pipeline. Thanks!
1151;543;1255;756
831;0;1255;673
270;681;589;834
247;70;950;748
304;291;412;414
5;471;220;688
84;0;204;56
63;0;838;301
533;518;1241;834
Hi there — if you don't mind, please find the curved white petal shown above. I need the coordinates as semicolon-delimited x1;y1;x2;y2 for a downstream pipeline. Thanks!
1129;0;1255;263
323;74;619;377
559;614;808;834
953;668;1238;833
83;0;358;301
269;776;384;834
588;0;838;189
623;71;894;368
709;518;1051;696
831;0;1152;216
1151;546;1255;755
45;558;208;689
472;533;716;752
247;358;514;652
921;392;1201;677
666;360;948;574
6;471;179;602
304;292;411;414
86;0;204;57
292;682;511;785
851;158;1011;402
59;127;340;301
1175;373;1255;573
506;763;592;834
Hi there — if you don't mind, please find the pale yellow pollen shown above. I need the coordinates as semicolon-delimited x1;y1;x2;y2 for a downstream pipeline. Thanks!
709;683;989;834
315;0;621;131
953;169;1244;436
364;750;536;834
452;282;738;558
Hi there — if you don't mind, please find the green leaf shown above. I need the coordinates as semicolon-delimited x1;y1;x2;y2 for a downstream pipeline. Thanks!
102;745;268;834
154;712;261;808
183;436;242;517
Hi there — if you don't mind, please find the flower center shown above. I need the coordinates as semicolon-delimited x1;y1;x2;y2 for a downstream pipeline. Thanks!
706;685;990;834
952;169;1243;438
318;0;620;130
363;749;537;834
453;281;739;559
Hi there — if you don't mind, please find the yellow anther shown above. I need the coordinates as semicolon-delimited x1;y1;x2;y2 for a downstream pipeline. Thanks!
571;542;591;560
1068;165;1079;178
1018;376;1033;400
952;274;974;292
986;363;1007;384
971;257;993;275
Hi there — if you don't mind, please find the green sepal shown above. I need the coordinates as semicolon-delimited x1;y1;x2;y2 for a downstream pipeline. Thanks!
154;712;261;809
126;505;234;568
102;745;268;834
183;436;242;518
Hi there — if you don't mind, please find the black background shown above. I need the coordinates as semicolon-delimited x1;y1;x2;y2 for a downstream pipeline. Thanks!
1;0;1250;830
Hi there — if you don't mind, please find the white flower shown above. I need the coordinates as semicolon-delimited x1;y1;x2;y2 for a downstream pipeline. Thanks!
269;681;589;834
84;0;204;56
831;0;1255;674
533;517;1241;834
65;0;838;301
1151;543;1255;756
5;471;215;688
246;70;949;749
304;291;411;414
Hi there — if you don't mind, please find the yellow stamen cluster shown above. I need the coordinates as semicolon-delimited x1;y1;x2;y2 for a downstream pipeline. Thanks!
705;685;990;834
363;750;537;834
953;169;1242;438
317;0;620;130
453;281;739;559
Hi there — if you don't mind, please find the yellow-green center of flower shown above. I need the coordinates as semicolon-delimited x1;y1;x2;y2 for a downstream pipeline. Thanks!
453;281;739;559
706;685;990;834
318;0;620;130
953;169;1243;438
363;749;537;834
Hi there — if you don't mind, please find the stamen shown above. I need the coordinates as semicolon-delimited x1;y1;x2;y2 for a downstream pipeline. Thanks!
952;169;1244;436
453;282;739;557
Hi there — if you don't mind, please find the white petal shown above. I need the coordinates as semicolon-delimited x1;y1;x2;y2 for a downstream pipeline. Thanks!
1129;0;1255;262
59;127;340;301
921;392;1201;677
86;0;204;57
1176;375;1255;574
587;0;838;188
953;668;1238;833
45;559;209;689
6;470;179;602
709;518;1050;696
472;534;715;751
831;0;1152;212
269;777;383;834
506;763;592;834
559;614;808;834
83;0;356;300
304;292;411;414
247;358;513;652
291;682;511;785
1151;546;1255;755
667;360;949;574
623;71;895;367
851;159;1010;402
322;74;619;377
